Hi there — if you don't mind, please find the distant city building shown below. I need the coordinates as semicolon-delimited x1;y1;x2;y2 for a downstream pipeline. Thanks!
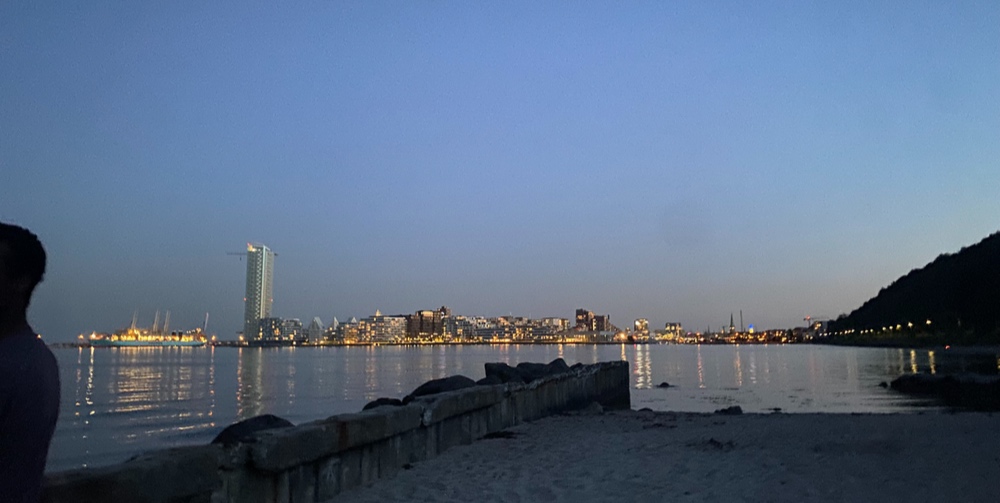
575;309;595;330
256;317;283;340
407;309;444;339
657;322;684;342
305;317;324;341
445;315;475;340
281;318;303;341
541;317;570;332
243;243;275;340
367;310;406;342
634;318;649;334
575;308;613;332
594;314;611;332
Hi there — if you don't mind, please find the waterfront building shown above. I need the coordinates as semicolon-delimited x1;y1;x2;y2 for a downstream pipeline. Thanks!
634;319;649;335
445;315;476;341
575;309;595;330
407;309;444;339
367;310;407;342
575;308;612;332
306;317;324;342
256;317;283;340
657;322;684;342
281;318;304;341
594;314;611;332
541;317;570;332
243;243;275;341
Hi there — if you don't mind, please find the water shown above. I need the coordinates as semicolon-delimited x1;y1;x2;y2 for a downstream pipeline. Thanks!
47;343;998;472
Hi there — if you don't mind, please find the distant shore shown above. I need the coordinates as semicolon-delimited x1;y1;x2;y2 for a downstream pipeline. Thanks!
47;340;770;349
334;409;1000;503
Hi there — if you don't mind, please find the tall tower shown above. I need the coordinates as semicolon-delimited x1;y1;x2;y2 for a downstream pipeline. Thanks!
243;243;275;340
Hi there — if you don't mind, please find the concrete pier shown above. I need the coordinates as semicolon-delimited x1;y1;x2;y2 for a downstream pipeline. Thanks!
42;360;630;503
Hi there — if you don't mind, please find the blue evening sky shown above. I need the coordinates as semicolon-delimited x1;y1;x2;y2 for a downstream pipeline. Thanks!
2;1;998;341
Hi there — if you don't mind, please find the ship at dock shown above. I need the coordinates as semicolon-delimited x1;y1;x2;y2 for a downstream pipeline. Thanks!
83;310;212;347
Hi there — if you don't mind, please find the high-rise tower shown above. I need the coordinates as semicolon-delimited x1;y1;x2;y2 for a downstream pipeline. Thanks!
243;243;275;340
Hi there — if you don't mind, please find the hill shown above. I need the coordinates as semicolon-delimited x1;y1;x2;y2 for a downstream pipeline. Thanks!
827;231;1000;343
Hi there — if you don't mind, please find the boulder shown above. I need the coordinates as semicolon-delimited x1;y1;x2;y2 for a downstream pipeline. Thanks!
485;359;573;384
408;375;477;399
476;375;503;386
891;372;1000;410
657;382;671;388
516;362;551;382
484;362;528;384
890;373;951;394
546;358;570;374
714;406;743;415
211;414;293;445
362;397;403;410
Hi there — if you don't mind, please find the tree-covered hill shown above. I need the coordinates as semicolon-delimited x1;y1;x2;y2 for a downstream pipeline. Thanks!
828;231;1000;341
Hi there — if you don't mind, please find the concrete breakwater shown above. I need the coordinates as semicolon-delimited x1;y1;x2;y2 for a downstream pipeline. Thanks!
42;360;630;503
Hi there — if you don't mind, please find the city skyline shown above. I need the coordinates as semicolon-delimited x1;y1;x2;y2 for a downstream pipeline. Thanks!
3;2;999;341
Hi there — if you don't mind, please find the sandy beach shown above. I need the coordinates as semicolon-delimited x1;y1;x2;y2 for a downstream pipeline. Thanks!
332;409;1000;502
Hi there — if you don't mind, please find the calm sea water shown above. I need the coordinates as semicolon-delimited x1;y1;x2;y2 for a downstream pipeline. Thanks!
47;343;997;472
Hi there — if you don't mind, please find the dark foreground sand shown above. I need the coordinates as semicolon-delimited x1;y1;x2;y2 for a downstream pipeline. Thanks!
332;409;1000;503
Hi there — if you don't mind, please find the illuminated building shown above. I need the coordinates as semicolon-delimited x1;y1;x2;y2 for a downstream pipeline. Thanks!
634;318;649;334
576;309;595;329
407;309;444;339
281;318;303;341
243;243;275;341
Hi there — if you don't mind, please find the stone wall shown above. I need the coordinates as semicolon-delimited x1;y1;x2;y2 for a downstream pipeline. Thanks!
42;360;630;503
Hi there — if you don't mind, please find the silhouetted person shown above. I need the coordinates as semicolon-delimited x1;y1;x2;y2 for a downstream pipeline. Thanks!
0;223;60;503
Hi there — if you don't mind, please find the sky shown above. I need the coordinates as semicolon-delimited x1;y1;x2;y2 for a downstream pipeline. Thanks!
2;1;999;341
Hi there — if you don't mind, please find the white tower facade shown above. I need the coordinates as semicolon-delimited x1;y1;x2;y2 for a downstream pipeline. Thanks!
243;243;275;340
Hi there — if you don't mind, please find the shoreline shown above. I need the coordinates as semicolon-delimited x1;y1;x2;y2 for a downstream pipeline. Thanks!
333;408;1000;502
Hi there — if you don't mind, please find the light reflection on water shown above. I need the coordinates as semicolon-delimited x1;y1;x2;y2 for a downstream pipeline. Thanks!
48;344;997;472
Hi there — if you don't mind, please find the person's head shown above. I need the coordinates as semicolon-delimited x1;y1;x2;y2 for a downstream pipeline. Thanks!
0;223;47;318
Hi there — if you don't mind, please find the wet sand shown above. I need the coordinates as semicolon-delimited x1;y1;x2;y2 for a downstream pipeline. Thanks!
332;409;1000;502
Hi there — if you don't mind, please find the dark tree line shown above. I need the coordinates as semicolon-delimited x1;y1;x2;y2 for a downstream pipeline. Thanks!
828;231;1000;340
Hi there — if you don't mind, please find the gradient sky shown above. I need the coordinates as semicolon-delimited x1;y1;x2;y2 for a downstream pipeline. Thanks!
3;1;998;341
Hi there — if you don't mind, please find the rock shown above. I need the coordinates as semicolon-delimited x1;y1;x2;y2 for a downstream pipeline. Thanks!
637;407;653;412
657;382;671;388
570;363;584;370
484;362;528;383
211;414;293;445
485;360;573;384
408;375;477;399
890;373;950;394
546;358;570;374
580;402;604;415
362;397;403;410
714;406;743;415
891;372;1000;410
516;362;551;382
476;375;503;386
878;381;889;388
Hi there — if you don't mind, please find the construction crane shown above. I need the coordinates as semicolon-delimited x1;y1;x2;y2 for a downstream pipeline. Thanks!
227;243;278;261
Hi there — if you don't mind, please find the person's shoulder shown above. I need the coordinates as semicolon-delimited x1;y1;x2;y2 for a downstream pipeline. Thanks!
0;327;56;371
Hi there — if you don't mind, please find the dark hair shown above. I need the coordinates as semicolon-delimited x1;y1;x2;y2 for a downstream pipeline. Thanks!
0;222;47;300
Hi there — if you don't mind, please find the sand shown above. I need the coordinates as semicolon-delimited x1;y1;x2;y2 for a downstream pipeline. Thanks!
331;409;1000;503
